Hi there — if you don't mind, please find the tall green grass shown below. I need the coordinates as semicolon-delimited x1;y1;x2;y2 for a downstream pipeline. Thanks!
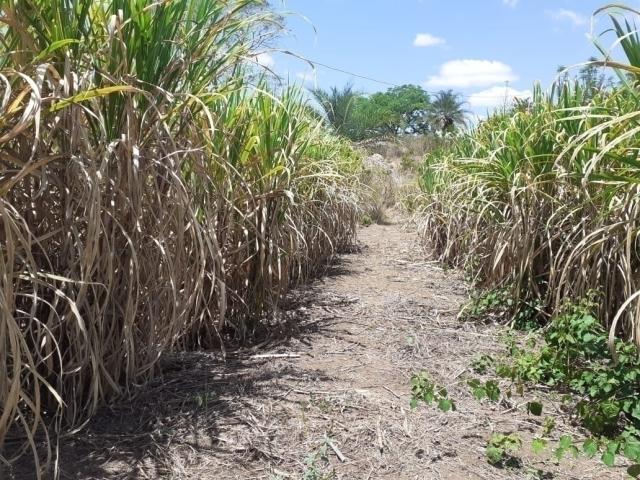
0;0;362;475
418;8;640;348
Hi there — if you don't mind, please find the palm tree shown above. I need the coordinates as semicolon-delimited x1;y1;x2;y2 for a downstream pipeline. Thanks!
427;90;468;133
310;84;359;136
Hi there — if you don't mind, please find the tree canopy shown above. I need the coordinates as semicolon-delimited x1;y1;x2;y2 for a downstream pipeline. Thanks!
426;90;468;133
311;83;470;140
310;84;359;136
556;58;614;103
349;84;431;139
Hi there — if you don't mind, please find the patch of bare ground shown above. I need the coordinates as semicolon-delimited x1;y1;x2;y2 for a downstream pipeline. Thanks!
5;220;627;479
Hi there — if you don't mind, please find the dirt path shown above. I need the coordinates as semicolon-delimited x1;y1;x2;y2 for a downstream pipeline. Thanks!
15;221;626;479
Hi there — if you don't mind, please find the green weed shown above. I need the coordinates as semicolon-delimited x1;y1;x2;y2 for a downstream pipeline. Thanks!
490;299;640;470
470;354;495;374
468;379;501;402
485;432;522;466
302;439;335;480
410;372;456;412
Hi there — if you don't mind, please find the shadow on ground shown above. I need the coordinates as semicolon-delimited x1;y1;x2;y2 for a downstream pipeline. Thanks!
3;256;358;480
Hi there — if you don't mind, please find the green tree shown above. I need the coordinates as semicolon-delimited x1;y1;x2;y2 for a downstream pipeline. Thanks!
554;59;613;103
311;83;433;140
579;57;612;101
350;84;430;138
311;84;360;136
427;90;468;132
556;65;570;87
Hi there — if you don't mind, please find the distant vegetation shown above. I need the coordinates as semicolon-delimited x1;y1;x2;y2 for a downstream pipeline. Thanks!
311;83;467;140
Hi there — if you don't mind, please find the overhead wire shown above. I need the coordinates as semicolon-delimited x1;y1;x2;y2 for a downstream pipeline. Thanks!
279;51;533;100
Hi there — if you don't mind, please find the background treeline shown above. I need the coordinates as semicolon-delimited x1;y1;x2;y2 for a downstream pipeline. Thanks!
311;84;467;140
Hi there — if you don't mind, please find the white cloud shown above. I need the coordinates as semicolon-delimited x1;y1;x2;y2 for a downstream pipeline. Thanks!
252;52;274;68
468;85;532;108
502;0;518;8
547;9;587;27
425;59;518;88
413;33;446;47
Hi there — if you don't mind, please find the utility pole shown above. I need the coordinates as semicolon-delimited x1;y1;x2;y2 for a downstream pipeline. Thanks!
504;80;510;109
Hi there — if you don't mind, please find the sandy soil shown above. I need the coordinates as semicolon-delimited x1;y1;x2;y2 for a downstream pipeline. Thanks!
5;220;627;480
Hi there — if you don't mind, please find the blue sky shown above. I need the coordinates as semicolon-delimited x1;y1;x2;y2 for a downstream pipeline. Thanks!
255;1;639;115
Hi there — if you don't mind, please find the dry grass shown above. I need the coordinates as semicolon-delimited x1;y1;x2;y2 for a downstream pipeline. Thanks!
417;78;640;345
24;222;622;480
0;1;362;475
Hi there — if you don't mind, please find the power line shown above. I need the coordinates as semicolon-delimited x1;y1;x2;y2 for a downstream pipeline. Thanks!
280;50;398;87
278;50;533;100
